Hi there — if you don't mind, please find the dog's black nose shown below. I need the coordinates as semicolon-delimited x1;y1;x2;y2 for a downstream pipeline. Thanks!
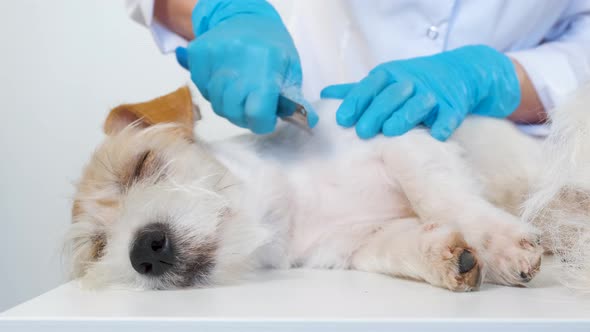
130;223;175;276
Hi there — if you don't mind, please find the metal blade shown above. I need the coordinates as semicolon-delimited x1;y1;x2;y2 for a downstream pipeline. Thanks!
278;94;311;131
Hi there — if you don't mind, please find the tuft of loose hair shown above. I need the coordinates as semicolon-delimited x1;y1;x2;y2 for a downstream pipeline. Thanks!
522;85;590;292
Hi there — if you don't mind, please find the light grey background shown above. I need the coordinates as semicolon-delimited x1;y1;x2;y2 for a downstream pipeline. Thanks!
0;0;241;312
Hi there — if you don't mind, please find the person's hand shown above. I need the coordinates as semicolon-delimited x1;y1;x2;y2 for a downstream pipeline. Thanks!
175;0;318;134
321;45;521;141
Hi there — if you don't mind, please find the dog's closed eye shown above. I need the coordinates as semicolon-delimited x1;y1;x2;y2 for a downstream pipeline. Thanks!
132;151;151;184
122;150;164;189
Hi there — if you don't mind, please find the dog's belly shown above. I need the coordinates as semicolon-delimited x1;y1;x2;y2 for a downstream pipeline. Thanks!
285;155;414;268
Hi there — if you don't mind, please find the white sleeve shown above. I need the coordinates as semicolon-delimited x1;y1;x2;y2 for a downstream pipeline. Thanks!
126;0;188;54
508;0;590;112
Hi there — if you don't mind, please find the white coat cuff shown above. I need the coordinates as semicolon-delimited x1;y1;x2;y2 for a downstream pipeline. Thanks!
508;47;586;113
151;21;189;54
126;0;188;54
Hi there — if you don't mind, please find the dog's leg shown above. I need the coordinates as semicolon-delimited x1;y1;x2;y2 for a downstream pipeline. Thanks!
350;218;482;291
379;131;543;286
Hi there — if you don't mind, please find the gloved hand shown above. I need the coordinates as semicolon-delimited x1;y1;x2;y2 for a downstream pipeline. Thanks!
175;0;318;134
321;45;520;141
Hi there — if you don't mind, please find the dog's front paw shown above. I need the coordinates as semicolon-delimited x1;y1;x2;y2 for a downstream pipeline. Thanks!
477;224;543;286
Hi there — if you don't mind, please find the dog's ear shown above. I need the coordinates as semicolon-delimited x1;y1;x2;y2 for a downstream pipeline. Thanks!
104;86;200;135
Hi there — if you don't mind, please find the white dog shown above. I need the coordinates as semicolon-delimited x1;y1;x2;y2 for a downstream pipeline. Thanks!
67;86;590;292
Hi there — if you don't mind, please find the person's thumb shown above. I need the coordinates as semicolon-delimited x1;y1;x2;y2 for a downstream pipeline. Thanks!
320;83;356;99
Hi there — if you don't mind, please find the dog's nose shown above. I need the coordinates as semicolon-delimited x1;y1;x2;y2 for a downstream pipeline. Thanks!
130;224;175;276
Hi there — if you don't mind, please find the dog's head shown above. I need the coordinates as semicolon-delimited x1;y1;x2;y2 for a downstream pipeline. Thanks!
66;87;267;289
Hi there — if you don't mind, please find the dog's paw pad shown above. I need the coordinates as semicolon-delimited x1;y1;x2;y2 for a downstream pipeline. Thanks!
458;250;476;274
451;248;482;291
422;229;482;292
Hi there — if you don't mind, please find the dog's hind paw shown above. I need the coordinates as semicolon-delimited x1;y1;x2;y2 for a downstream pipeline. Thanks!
422;228;483;292
477;225;543;286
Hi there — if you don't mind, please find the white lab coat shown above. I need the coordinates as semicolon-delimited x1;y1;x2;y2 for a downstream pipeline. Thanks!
127;0;590;134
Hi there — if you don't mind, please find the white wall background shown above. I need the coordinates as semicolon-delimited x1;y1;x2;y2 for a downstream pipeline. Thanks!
0;0;242;312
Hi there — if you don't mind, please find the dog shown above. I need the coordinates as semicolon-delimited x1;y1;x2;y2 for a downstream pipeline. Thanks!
67;85;564;292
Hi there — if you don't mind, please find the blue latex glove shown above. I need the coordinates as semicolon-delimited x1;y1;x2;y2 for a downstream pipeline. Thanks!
321;45;520;141
175;0;318;134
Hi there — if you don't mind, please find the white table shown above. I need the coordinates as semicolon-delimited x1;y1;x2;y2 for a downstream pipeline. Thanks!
2;257;589;332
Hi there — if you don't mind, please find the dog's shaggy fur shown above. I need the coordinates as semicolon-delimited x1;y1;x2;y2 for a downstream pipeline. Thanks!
65;85;590;292
522;87;590;292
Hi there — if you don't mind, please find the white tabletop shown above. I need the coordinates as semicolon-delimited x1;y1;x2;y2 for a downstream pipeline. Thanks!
1;256;589;332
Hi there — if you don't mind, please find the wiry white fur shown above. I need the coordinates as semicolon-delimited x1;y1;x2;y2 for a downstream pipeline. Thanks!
67;89;590;292
522;85;590;292
67;124;273;289
206;99;545;289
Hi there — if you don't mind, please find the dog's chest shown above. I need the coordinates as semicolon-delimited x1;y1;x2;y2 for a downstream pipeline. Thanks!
211;119;416;264
288;156;411;221
282;154;415;261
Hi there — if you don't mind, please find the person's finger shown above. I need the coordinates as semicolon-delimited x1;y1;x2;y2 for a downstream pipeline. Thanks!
244;83;280;134
320;83;356;99
335;70;391;127
422;111;437;128
354;81;415;139
382;93;437;137
186;41;212;100
429;105;464;141
306;108;320;128
221;80;249;128
207;70;236;119
175;47;189;70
